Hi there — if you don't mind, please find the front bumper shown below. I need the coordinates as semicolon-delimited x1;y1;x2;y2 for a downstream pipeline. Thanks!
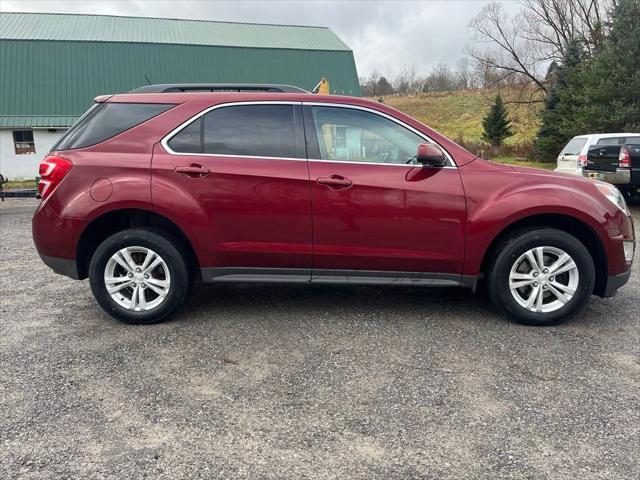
602;270;632;298
39;254;81;280
583;168;631;185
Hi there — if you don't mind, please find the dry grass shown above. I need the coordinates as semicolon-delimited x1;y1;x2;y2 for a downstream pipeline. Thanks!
374;87;543;146
5;179;37;190
490;156;555;170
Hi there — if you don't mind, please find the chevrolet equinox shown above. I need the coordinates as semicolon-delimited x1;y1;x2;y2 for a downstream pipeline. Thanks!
32;84;635;326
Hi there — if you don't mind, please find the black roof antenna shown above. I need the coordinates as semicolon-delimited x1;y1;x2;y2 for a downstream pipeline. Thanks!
143;73;152;85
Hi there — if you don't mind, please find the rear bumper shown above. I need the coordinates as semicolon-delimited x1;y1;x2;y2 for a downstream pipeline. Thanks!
554;166;583;176
583;168;631;185
32;200;88;278
601;269;632;298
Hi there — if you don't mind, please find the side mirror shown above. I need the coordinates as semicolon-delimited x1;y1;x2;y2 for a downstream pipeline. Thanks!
416;143;448;167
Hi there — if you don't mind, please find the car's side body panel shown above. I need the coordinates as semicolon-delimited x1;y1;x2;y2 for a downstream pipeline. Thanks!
151;144;314;271
459;158;634;277
306;160;467;274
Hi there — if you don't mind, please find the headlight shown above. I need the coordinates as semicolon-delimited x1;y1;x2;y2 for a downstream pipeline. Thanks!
594;181;630;215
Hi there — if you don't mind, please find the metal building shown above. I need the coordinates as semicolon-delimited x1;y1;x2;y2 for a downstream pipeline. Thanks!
0;12;360;178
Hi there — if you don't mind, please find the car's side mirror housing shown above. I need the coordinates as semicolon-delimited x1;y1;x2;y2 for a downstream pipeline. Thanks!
416;143;448;167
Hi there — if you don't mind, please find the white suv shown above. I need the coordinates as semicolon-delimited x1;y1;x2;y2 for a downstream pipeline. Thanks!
555;133;640;176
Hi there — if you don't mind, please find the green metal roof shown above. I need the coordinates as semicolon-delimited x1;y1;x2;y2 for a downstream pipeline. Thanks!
0;116;77;128
0;13;361;127
0;12;351;51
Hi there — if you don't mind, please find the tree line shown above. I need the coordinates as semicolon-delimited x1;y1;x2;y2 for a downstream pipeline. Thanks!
362;0;640;158
470;0;639;157
359;58;528;97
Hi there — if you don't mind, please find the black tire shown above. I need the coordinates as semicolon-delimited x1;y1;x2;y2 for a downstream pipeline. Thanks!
89;228;190;324
487;228;595;326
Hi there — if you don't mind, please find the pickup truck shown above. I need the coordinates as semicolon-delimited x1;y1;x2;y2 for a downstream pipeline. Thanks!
583;143;640;200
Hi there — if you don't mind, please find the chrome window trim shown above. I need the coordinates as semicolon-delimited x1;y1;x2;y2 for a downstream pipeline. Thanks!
307;158;458;169
160;101;304;159
160;100;457;168
303;101;457;167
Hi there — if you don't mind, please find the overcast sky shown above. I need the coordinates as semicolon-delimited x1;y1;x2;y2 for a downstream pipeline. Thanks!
3;0;522;79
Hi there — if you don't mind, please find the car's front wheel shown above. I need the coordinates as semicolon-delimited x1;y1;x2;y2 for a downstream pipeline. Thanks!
89;228;190;324
487;228;595;326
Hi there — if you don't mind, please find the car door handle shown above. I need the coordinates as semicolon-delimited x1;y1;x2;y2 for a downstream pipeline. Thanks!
317;175;353;189
175;164;210;177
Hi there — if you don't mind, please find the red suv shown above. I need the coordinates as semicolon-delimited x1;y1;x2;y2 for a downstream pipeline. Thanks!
32;84;635;326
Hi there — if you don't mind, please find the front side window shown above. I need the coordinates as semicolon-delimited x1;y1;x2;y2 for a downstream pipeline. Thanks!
167;104;299;158
310;106;426;165
13;130;35;154
55;103;174;150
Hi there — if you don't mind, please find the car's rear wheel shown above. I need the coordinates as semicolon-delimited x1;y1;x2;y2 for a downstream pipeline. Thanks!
89;228;190;324
487;228;595;326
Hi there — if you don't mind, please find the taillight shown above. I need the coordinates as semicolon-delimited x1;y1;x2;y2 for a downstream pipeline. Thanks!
578;154;588;167
38;156;72;199
618;148;631;168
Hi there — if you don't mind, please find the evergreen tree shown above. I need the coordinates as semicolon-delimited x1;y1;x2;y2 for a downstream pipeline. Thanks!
534;38;585;160
481;94;513;146
534;0;640;160
573;0;640;132
376;76;394;96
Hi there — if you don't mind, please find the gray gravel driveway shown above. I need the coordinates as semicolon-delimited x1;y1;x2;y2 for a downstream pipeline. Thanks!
1;198;639;479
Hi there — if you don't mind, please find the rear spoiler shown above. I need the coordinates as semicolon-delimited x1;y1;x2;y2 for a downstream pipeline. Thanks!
94;95;113;103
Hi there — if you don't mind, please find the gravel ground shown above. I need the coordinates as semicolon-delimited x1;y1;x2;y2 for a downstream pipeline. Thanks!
1;198;639;479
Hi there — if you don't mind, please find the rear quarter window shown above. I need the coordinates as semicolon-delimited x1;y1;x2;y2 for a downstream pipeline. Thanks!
55;103;174;150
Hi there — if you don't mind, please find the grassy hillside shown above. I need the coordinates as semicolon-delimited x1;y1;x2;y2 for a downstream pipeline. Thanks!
375;88;542;146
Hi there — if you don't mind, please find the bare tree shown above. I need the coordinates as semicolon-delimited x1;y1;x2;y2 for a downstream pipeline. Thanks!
392;65;421;95
468;0;611;100
521;0;609;57
455;57;474;90
423;63;457;92
360;70;382;96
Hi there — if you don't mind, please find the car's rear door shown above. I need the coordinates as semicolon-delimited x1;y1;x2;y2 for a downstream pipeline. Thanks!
303;103;466;282
152;102;313;281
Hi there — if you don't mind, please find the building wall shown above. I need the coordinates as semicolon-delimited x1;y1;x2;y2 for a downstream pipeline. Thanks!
0;129;65;179
0;40;361;122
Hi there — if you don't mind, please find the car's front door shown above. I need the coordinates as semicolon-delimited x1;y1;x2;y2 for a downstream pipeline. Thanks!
303;104;467;282
152;102;312;281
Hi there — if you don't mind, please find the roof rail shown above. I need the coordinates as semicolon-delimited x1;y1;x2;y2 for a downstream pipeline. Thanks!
129;83;308;94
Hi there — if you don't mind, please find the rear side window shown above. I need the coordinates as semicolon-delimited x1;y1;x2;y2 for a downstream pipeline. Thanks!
167;104;299;158
597;136;640;145
561;137;587;155
55;103;174;150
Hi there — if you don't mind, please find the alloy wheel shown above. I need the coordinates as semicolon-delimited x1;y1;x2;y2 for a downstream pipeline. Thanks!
104;246;171;312
508;246;579;313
